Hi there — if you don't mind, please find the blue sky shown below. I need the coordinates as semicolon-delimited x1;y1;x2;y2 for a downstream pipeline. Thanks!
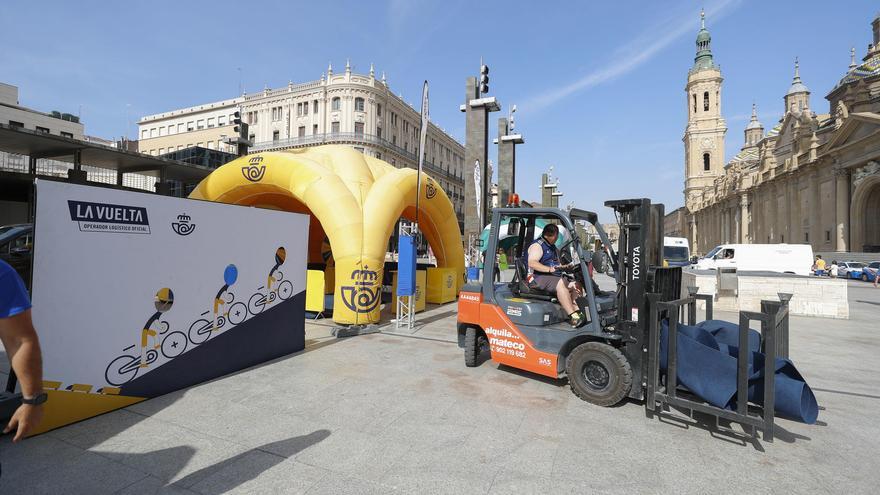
2;1;878;220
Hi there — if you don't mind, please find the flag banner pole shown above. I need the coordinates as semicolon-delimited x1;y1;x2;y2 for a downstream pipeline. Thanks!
415;80;429;229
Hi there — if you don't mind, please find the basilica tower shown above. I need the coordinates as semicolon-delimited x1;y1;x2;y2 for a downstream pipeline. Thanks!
683;10;727;211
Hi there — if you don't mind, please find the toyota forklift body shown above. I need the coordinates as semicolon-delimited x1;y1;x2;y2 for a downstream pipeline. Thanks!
457;198;675;406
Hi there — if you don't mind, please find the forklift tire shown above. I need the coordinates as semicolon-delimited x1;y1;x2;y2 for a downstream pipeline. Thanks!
464;327;487;367
566;342;632;407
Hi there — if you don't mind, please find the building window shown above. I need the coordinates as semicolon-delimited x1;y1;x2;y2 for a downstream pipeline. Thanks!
313;100;318;113
35;126;50;134
331;97;341;111
354;122;364;135
377;103;382;117
313;124;318;135
141;129;148;139
187;121;194;131
805;232;809;242
692;94;696;113
158;126;165;136
703;92;709;111
178;123;184;133
331;121;340;133
9;120;24;128
61;131;73;138
295;104;302;117
197;119;205;129
825;230;831;242
207;117;215;128
376;127;382;139
273;130;280;141
303;102;308;116
218;115;226;126
298;126;305;137
354;97;365;112
703;153;710;171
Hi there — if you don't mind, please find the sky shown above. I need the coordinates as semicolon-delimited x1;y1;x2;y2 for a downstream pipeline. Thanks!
2;0;878;221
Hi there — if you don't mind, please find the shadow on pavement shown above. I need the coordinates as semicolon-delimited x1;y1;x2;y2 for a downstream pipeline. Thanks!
93;430;331;493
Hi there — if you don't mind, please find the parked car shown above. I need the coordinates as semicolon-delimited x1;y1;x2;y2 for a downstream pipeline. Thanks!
0;223;34;288
861;261;880;282
838;261;866;280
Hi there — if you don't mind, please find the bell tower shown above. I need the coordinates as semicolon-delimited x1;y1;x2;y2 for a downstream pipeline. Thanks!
683;9;727;211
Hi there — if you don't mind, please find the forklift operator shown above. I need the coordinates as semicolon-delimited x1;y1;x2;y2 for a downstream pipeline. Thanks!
525;224;585;327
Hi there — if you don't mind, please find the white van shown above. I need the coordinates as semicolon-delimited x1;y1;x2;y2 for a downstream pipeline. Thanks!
663;237;690;267
693;243;814;276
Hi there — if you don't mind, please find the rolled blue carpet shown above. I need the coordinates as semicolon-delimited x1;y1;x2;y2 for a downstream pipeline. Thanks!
659;319;818;424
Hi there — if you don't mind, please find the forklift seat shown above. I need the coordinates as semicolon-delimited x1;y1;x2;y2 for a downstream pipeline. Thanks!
510;259;558;302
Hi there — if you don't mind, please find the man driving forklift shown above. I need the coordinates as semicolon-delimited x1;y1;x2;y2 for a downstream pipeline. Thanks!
524;224;585;327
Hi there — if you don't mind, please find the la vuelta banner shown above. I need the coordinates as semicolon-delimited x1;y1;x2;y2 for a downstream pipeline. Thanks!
29;179;309;435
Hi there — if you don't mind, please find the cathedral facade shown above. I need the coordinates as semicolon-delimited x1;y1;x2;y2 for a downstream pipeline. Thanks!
683;11;880;255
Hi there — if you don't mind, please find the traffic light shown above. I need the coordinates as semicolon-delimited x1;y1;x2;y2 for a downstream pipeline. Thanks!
479;64;489;94
232;111;249;156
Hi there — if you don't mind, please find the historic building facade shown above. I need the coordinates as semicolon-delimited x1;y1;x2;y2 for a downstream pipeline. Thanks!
138;62;466;225
685;11;880;255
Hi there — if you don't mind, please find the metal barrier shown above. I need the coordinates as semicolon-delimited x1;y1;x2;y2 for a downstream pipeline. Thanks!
645;290;791;442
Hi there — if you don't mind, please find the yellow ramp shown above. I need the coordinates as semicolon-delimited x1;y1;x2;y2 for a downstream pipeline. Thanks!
29;389;146;436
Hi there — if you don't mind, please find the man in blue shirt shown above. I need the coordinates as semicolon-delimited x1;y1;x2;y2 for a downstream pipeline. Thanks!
0;259;44;441
525;224;584;327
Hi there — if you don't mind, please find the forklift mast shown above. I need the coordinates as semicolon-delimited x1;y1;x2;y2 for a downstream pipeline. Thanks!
602;198;670;397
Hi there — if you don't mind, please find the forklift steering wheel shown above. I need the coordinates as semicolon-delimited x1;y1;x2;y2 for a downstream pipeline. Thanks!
557;238;575;265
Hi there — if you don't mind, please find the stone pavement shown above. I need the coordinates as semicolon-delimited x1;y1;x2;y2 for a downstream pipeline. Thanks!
0;276;878;494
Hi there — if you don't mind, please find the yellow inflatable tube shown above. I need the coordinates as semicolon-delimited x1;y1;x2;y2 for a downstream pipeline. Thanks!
188;145;465;325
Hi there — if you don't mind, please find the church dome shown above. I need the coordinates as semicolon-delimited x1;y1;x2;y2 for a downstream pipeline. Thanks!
836;52;880;88
696;28;711;44
786;58;809;95
745;103;763;130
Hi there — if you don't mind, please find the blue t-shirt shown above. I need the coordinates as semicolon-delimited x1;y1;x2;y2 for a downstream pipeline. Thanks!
0;259;31;318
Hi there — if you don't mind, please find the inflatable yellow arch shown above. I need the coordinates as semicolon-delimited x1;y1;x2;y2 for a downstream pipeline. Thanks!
189;145;465;325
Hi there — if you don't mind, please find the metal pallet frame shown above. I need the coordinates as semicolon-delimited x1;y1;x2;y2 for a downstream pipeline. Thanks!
645;290;791;442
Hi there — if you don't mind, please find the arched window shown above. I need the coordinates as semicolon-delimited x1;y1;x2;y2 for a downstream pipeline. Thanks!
354;97;365;112
703;153;711;171
332;97;341;111
693;94;697;113
703;92;709;111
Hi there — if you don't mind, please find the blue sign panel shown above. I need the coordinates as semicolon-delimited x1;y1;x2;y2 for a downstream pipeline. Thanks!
397;235;417;296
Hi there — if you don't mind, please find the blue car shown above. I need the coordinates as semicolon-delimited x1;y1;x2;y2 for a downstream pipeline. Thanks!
839;261;866;280
861;261;880;282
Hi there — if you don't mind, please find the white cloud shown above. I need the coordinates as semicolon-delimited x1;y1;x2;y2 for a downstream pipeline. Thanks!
521;0;742;113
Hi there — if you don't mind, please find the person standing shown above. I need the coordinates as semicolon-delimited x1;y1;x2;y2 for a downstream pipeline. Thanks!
830;260;839;279
0;259;45;442
813;255;826;276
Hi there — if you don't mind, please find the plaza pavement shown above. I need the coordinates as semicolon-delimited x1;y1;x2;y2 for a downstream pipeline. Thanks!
1;275;878;494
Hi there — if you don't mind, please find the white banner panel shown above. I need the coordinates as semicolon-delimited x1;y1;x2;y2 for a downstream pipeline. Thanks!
30;179;309;432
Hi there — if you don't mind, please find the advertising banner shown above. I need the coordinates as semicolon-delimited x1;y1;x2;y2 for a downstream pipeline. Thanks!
30;179;309;434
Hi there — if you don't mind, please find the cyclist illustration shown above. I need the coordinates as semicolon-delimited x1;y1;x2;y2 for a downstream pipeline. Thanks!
189;264;247;345
267;247;286;294
140;288;173;368
249;247;293;315
213;264;238;331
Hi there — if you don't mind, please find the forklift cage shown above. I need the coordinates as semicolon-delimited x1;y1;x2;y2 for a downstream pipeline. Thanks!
645;290;791;442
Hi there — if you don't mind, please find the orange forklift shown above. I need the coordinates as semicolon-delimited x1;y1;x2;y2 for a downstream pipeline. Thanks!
458;199;678;406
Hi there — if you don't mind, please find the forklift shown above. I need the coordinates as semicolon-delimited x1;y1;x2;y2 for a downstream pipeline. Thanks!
458;198;670;405
458;198;790;439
